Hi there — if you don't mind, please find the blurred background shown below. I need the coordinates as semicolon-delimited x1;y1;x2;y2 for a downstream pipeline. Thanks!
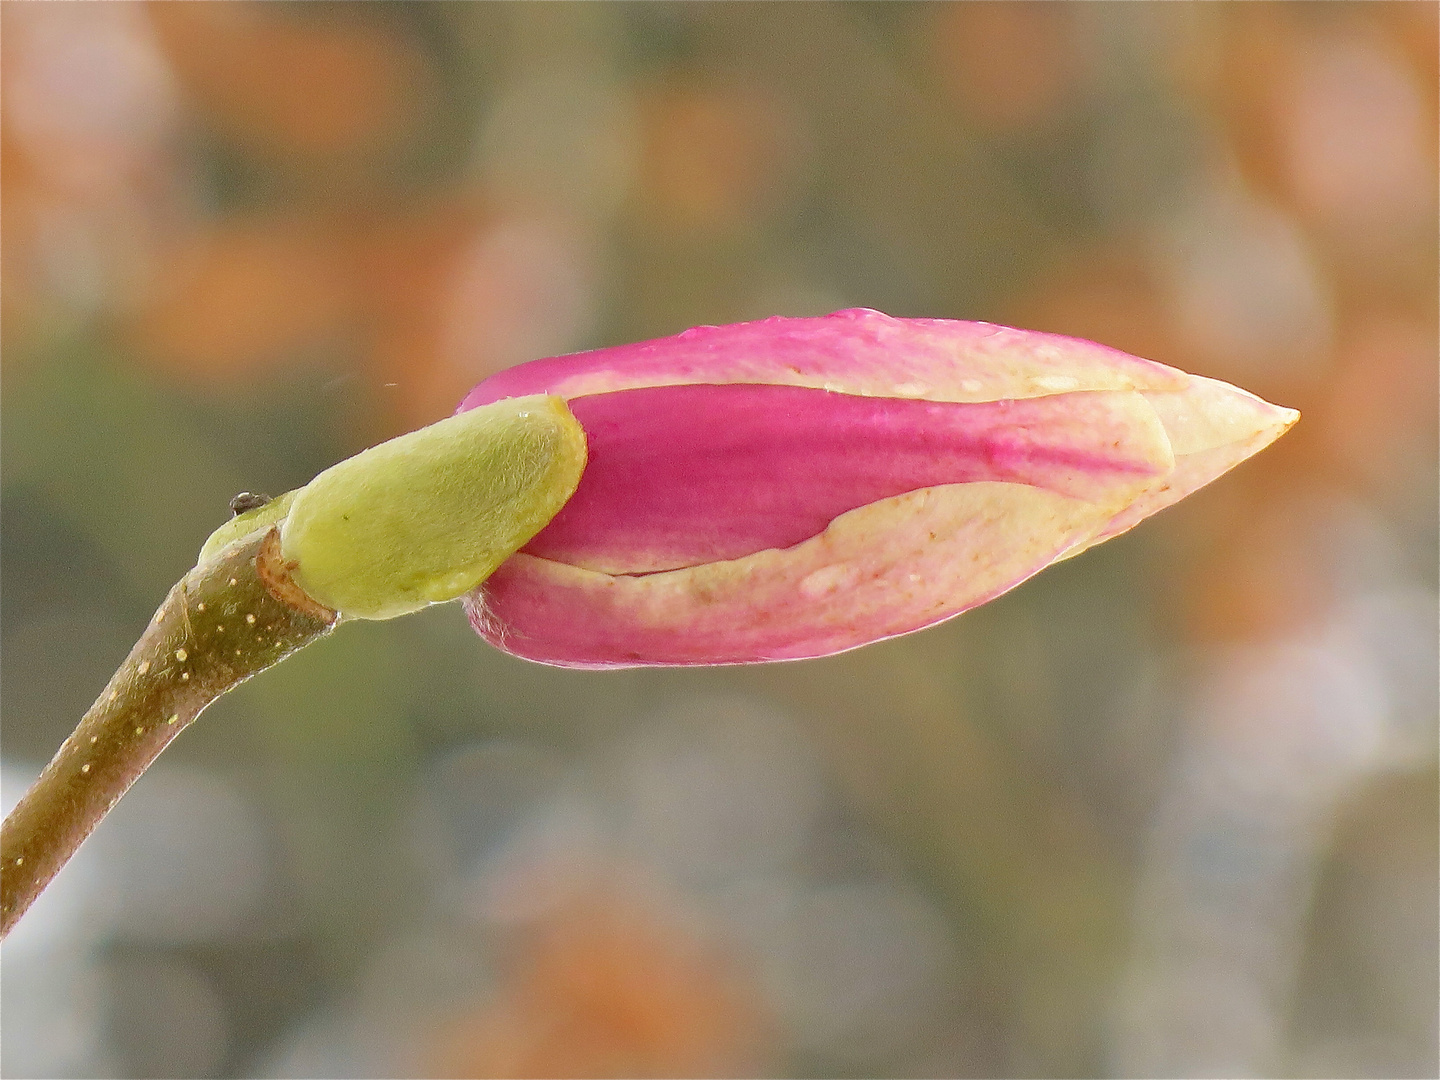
2;3;1436;1077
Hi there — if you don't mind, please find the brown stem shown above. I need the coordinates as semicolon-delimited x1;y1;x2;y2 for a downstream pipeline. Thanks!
0;527;337;938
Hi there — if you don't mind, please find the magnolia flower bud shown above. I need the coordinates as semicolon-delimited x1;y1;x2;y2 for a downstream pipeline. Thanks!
459;309;1297;667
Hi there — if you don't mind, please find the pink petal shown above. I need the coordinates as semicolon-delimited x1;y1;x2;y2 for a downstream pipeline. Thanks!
468;478;1151;668
458;314;1299;667
459;309;1189;409
524;384;1174;574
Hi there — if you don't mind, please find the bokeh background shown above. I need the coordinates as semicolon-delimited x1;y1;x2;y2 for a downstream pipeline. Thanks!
2;4;1436;1077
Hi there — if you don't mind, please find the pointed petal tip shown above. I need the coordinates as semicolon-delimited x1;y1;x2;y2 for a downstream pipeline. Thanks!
1275;402;1301;433
1142;374;1298;461
1071;381;1298;552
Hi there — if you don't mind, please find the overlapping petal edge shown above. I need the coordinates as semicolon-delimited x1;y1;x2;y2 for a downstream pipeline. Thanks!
459;309;1297;667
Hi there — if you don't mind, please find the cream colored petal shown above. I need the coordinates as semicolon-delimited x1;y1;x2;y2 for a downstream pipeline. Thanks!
1062;375;1299;557
471;476;1152;667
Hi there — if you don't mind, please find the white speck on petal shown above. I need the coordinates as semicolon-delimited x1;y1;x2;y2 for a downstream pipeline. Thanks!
1033;374;1080;392
799;563;856;599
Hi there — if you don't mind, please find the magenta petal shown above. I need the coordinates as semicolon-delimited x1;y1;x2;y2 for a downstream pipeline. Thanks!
459;309;1189;409
523;383;1173;573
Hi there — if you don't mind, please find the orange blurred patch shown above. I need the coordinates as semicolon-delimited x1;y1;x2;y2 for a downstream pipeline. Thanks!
1193;5;1296;205
2;1;185;356
927;1;1083;134
1380;0;1440;93
123;188;573;430
146;3;434;167
1201;4;1436;249
427;887;773;1079
635;81;799;236
1317;313;1439;505
132;220;355;384
1157;400;1330;645
354;196;499;431
1;145;51;357
1007;246;1183;373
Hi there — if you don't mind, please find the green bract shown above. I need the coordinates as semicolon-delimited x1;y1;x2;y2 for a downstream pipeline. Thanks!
268;395;586;620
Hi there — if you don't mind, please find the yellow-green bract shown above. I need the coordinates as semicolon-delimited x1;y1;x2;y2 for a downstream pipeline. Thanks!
198;395;587;621
281;394;587;619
